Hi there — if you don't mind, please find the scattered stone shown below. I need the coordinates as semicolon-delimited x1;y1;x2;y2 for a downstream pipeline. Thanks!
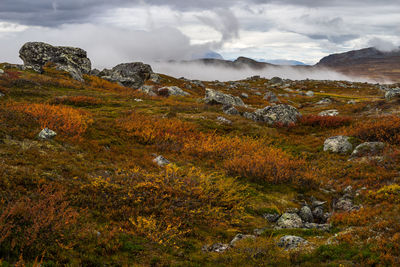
254;104;301;126
299;206;313;223
312;206;326;223
204;89;245;107
19;42;91;82
277;235;307;250
0;69;4;75
347;100;356;104
276;213;303;229
319;109;339;117
316;98;332;105
263;213;280;223
241;112;257;121
385;88;400;100
264;91;279;102
157;86;189;97
254;91;262;96
139;85;157;96
153;155;170;167
270;77;283;84
305;91;314;97
241;93;249;98
350;142;385;158
230;234;256;247
223;105;240;115
303;223;331;231
323;136;353;154
150;73;161;83
217;116;232;125
134;99;143;102
0;92;4;98
253;228;267;236
38;128;57;140
202;243;230;253
99;62;153;89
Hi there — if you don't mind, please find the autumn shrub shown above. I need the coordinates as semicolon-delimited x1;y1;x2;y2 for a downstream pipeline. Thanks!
117;112;197;146
77;165;247;246
0;185;79;261
9;103;93;139
51;95;104;107
299;115;352;128
344;115;400;144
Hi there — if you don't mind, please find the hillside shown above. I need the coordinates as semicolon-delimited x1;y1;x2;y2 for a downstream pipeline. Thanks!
316;47;400;82
1;43;400;266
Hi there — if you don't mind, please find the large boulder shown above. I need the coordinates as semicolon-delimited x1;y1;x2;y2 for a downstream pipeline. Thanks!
254;104;301;125
299;206;313;223
99;62;153;89
19;42;91;82
323;136;353;154
204;89;245;107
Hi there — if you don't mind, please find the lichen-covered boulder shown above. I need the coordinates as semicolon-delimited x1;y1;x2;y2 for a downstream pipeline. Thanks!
254;104;301;125
385;88;400;100
323;136;353;154
276;213;303;228
204;89;245;107
99;62;153;89
19;42;91;82
38;128;57;140
299;206;313;223
153;155;170;167
350;142;385;158
157;86;189;97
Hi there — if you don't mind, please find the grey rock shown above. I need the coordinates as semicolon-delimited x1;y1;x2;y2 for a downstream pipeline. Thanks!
202;243;230;253
254;104;301;126
264;91;279;102
277;235;307;250
223;105;240;115
0;92;4;97
312;206;326;223
319;109;339;117
205;89;245;106
253;228;267;236
242;112;258;121
299;206;313;223
316;98;332;105
270;77;283;84
254;91;262;96
305;91;314;97
230;234;256;247
303;223;331;231
90;69;101;76
347;100;356;104
217;116;232;125
350;142;385;158
19;42;91;82
263;213;280;223
385;88;400;100
0;69;4;75
241;93;249;98
276;213;303;228
323;136;353;154
158;86;189;97
334;197;359;212
100;62;153;89
153;155;170;167
139;85;157;96
38;128;57;140
150;73;161;83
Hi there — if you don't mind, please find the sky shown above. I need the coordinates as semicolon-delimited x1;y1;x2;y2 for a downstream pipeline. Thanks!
0;0;399;69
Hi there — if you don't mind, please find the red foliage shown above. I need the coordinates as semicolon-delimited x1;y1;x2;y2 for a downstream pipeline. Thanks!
299;115;352;128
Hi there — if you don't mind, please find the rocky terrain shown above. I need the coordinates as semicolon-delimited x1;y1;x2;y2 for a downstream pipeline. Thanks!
0;42;400;266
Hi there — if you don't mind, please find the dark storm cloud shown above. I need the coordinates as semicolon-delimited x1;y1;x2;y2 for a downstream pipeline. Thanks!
2;0;399;27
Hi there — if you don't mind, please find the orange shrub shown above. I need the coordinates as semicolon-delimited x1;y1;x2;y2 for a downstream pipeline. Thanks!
299;115;352;128
344;115;400;144
51;95;104;107
117;112;197;146
9;103;93;139
0;185;79;260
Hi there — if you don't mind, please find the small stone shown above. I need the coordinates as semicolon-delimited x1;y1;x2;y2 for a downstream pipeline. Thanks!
134;98;143;102
305;91;314;97
202;243;230;253
241;93;249;98
323;136;353;154
276;213;303;228
0;69;4;75
230;234;256;247
153;155;170;167
223;105;240;115
319;109;339;117
38;128;57;140
347;100;356;104
217;116;232;125
316;98;332;105
263;213;280;223
299;206;313;223
277;235;307;250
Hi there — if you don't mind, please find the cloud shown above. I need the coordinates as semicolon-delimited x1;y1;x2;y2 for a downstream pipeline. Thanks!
368;37;399;52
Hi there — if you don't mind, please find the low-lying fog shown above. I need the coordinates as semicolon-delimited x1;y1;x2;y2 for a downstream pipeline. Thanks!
151;61;374;83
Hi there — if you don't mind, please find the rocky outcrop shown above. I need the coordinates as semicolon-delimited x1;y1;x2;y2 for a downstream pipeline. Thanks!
319;109;339;116
19;42;91;82
153;155;170;167
217;116;232;125
254;104;301;125
99;62;153;89
385;88;400;100
323;136;353;154
204;89;245;106
157;86;189;97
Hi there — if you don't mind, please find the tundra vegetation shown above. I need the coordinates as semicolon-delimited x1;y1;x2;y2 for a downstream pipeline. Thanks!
0;62;400;266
